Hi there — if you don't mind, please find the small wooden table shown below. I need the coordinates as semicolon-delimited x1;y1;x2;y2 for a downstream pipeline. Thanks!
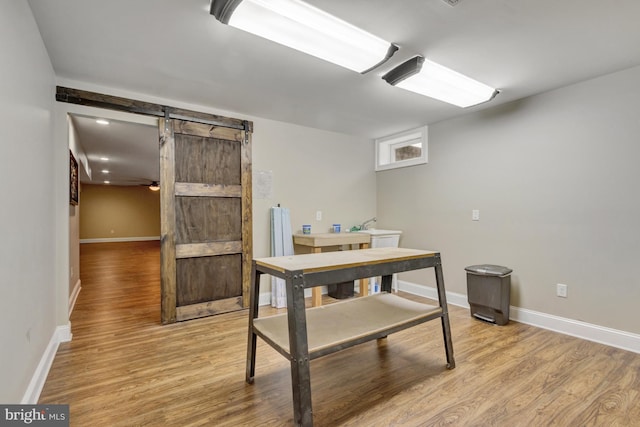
293;232;370;306
246;247;455;427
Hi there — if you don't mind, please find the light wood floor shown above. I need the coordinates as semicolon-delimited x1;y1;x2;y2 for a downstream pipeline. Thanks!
40;241;640;426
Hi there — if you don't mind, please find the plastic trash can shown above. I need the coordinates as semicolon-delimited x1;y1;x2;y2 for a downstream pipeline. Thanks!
465;264;513;325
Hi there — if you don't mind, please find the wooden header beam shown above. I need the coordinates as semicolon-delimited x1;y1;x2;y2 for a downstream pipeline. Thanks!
55;86;253;132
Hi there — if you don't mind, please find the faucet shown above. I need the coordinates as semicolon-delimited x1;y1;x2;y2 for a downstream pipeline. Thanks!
360;217;376;230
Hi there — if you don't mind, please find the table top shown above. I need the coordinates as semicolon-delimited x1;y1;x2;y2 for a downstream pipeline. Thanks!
255;247;438;274
293;232;370;247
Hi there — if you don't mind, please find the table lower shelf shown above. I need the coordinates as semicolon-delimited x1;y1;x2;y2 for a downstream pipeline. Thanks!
253;293;443;360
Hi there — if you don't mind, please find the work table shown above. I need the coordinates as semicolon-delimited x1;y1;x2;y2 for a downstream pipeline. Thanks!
246;247;455;426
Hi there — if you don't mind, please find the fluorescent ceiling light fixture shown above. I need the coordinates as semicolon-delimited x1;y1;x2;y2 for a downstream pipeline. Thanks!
210;0;398;73
382;56;498;108
96;119;110;125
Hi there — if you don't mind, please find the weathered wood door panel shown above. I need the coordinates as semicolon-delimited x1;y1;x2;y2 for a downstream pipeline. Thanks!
160;118;252;323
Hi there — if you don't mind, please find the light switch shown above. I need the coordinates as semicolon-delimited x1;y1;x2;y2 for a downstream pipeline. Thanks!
472;209;480;221
316;210;322;221
557;283;568;298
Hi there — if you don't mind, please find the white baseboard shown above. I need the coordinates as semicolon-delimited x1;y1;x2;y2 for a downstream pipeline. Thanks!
399;280;470;308
80;236;160;244
398;280;640;354
22;324;72;404
509;307;640;354
57;324;72;343
69;279;81;317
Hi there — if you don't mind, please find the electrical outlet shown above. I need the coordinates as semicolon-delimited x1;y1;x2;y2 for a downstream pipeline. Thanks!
556;283;568;298
316;210;322;221
472;209;480;221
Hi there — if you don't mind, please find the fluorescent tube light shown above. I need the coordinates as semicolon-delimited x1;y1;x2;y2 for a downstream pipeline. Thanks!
382;56;498;108
210;0;397;73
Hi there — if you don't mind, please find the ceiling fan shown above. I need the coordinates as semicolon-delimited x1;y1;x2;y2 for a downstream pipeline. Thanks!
135;179;160;191
109;176;160;191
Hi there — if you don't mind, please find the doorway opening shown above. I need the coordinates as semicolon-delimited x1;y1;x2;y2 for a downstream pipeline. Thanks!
68;111;161;320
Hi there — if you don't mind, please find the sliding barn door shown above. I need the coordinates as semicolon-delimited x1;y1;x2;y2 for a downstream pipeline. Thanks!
160;118;252;323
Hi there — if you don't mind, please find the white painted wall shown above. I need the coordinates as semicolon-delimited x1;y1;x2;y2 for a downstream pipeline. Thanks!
0;1;57;402
68;118;82;301
377;65;640;334
251;118;376;258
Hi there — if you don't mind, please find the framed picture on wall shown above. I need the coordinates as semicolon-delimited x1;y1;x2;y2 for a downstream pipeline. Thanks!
70;150;79;205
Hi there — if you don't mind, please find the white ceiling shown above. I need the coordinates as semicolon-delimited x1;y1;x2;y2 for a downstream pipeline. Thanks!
28;0;640;184
70;115;159;185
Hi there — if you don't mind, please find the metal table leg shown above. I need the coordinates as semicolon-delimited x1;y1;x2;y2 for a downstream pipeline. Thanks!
286;270;313;426
434;257;455;369
246;265;262;383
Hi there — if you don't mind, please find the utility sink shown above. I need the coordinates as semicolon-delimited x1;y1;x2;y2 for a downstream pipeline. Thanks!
356;229;402;249
356;229;402;236
356;229;403;292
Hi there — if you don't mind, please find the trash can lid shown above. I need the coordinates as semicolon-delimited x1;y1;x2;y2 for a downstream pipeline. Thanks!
465;264;513;276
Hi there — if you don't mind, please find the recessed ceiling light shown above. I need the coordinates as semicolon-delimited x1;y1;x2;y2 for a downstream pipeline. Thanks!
100;157;109;161
101;170;109;174
104;180;110;184
96;119;110;125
